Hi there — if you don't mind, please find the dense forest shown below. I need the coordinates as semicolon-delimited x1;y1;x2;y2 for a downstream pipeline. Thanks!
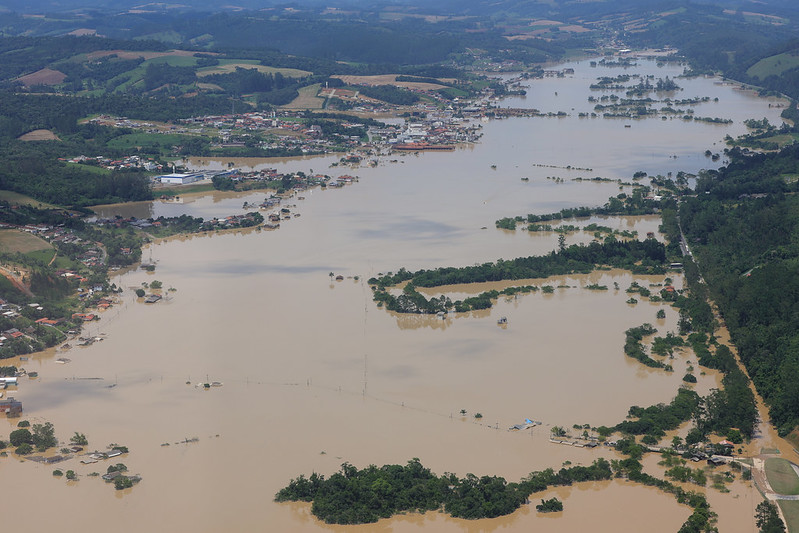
680;144;799;435
275;458;612;524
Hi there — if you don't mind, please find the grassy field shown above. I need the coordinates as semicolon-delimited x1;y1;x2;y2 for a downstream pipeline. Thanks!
197;59;310;78
74;164;113;176
0;230;53;254
763;133;799;147
106;132;191;154
765;458;799;495
144;55;200;67
282;83;324;110
747;52;799;80
155;183;216;197
779;500;799;533
24;248;58;265
105;55;199;93
0;190;60;209
25;248;82;270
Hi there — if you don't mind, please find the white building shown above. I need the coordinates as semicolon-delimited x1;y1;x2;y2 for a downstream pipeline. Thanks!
157;173;205;185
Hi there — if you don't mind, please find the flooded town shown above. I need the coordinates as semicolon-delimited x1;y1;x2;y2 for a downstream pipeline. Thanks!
0;53;795;533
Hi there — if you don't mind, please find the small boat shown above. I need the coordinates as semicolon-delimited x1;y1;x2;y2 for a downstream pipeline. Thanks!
497;316;508;325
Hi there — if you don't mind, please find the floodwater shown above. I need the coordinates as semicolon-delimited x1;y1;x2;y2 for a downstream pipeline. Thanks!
2;56;785;532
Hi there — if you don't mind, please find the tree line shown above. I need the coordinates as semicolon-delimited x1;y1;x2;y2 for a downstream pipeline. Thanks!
369;239;668;314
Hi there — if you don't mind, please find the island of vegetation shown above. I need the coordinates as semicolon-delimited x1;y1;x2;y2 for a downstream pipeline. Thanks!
275;458;612;524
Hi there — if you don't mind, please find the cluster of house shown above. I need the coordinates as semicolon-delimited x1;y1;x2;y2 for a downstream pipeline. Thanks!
61;154;163;172
178;111;363;154
15;224;106;269
377;117;482;148
94;216;163;230
203;212;263;229
88;115;158;130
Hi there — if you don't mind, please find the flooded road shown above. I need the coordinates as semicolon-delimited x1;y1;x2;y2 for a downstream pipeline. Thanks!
2;56;783;532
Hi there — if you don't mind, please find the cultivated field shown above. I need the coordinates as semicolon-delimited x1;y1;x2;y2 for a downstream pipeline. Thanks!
332;74;449;90
17;68;66;87
0;230;53;254
282;83;325;109
0;190;59;209
197;60;310;78
18;129;60;141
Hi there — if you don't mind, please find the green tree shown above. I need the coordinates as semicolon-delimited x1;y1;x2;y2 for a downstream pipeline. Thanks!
114;476;134;490
15;443;33;455
755;500;785;533
70;432;88;446
135;288;145;298
31;422;57;451
9;428;32;446
536;497;563;512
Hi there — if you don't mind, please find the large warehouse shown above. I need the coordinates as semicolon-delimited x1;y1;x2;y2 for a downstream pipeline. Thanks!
156;172;205;185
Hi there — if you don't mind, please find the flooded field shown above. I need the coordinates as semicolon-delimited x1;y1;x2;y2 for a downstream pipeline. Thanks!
2;56;785;532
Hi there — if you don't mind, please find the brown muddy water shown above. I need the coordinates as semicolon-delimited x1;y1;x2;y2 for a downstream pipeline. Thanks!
2;56;782;532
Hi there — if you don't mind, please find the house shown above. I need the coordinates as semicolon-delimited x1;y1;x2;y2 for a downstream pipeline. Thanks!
0;396;22;415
